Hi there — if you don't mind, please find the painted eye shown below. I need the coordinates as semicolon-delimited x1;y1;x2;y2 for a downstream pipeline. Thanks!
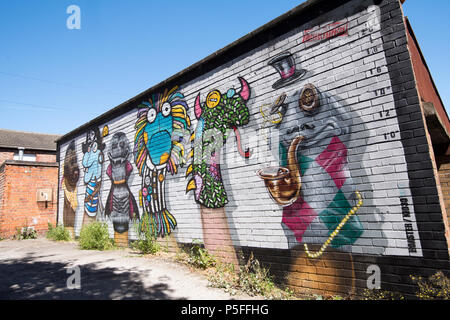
161;102;171;117
147;108;157;123
206;90;221;109
299;83;319;114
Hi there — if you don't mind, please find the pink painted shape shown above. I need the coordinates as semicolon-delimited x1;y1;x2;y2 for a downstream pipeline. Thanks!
280;66;295;79
282;197;317;243
315;136;348;190
194;94;202;119
238;77;250;101
106;164;112;179
126;161;133;177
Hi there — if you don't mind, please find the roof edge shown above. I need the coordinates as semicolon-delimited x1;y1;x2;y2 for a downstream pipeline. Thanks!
404;17;449;122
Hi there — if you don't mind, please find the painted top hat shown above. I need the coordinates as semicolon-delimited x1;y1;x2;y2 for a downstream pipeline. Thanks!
268;51;307;89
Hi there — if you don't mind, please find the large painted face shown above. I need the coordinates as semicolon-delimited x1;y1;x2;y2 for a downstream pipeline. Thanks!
64;142;79;187
143;101;173;167
278;88;351;151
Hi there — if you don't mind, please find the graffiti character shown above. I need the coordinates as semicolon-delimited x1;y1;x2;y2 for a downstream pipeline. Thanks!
134;87;191;238
82;127;106;224
260;83;364;258
62;140;79;228
105;132;138;236
186;77;251;208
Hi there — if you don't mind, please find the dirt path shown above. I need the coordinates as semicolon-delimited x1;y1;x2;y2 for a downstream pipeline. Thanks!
0;238;257;300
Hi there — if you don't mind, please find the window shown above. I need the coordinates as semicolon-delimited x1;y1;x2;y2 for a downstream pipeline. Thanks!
13;152;36;162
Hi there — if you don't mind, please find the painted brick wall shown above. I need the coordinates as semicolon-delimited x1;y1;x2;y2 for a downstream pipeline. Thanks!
0;162;58;238
57;0;450;297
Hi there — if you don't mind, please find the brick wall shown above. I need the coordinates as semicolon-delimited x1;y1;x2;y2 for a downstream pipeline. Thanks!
57;0;450;297
0;161;59;238
437;156;450;224
0;150;56;165
0;151;14;166
36;153;57;163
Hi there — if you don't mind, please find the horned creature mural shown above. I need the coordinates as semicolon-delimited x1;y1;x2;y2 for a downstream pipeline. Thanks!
134;87;191;238
186;77;251;208
185;77;251;264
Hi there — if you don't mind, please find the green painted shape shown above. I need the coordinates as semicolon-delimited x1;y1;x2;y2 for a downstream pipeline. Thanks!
319;189;364;248
279;143;313;175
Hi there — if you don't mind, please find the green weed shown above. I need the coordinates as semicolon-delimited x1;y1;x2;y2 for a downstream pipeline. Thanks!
46;223;71;241
78;221;114;250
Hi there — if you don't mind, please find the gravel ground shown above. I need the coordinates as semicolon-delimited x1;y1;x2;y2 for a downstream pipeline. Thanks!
0;238;258;300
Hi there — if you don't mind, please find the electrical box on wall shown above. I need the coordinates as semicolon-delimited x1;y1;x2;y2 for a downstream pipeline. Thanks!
36;189;52;202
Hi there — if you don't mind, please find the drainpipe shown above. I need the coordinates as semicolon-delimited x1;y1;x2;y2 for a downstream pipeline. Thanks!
18;147;24;161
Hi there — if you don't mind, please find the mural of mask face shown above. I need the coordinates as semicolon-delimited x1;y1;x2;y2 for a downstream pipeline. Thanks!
143;101;174;168
64;141;79;188
278;86;351;151
105;132;138;234
62;141;79;228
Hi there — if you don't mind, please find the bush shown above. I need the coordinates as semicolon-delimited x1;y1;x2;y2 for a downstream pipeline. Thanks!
78;222;114;250
187;240;216;269
132;213;161;255
411;271;450;300
361;289;404;300
208;252;293;299
132;237;161;255
236;252;276;298
15;227;37;240
46;223;71;241
132;222;161;255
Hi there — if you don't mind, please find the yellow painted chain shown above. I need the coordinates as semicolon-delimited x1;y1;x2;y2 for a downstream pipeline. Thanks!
304;191;363;259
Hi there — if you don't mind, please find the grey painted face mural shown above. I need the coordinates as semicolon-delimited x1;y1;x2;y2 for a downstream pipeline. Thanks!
105;132;138;234
278;84;351;150
263;83;364;258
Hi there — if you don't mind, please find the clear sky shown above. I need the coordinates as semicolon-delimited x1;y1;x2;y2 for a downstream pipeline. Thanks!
0;0;448;135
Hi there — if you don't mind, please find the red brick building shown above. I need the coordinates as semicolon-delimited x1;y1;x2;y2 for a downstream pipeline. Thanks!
0;129;60;238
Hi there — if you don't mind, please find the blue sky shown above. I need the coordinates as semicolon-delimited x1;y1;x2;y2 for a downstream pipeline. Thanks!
0;0;448;135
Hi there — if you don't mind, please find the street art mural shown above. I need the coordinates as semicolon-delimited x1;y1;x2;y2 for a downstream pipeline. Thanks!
58;0;450;297
259;93;286;149
104;132;138;239
258;83;365;258
268;51;307;90
134;87;191;238
61;140;79;228
186;77;251;208
81;127;106;225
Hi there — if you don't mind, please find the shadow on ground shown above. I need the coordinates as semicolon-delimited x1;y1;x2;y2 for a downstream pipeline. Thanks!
0;253;185;300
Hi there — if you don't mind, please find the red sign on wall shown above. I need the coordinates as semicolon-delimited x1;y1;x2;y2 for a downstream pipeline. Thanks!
302;21;349;43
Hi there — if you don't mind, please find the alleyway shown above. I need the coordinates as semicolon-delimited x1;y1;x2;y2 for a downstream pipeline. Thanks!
0;238;254;300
